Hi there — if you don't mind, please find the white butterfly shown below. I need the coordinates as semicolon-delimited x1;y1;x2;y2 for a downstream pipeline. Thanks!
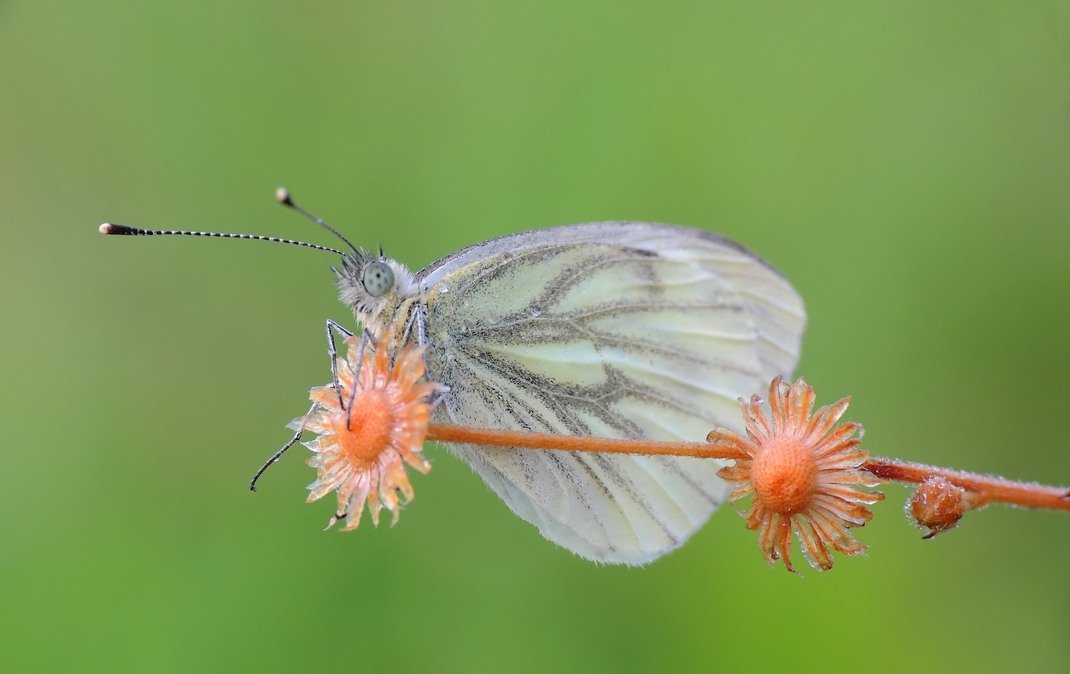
103;203;805;565
346;222;805;565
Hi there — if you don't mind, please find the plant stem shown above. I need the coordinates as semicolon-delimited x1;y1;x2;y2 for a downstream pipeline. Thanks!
425;423;748;460
425;423;1070;512
862;457;1070;511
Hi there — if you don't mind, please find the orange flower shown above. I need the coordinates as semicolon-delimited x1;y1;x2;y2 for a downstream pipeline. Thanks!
301;337;443;530
712;376;884;571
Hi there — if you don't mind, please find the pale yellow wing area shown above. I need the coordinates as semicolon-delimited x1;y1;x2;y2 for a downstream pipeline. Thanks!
416;222;805;564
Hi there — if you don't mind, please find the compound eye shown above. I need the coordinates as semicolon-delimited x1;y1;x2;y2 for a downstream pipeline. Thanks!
361;261;394;297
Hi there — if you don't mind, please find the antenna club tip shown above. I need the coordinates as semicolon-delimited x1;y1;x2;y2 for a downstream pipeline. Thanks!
275;187;293;206
99;222;119;235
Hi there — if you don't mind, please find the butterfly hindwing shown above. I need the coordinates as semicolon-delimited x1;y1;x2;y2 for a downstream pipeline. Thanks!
415;222;805;564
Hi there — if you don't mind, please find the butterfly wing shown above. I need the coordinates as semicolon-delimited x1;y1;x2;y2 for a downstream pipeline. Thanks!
415;222;805;564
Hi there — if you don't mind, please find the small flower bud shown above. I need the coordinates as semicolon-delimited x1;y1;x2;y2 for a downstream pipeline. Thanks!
908;477;973;538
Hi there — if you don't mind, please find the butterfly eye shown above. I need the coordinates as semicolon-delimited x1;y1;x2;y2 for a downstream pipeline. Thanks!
362;261;394;297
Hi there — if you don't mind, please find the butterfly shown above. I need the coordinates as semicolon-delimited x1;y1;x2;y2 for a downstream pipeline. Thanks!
101;189;805;565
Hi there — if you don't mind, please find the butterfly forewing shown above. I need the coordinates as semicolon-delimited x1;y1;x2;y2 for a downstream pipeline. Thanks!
415;222;805;564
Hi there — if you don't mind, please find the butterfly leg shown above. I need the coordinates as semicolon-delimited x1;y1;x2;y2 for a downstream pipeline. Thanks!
248;399;318;492
400;302;427;347
250;320;365;492
415;305;427;346
428;385;450;411
325;319;355;409
345;328;377;429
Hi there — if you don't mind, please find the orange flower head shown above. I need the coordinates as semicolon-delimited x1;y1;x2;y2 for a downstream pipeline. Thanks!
300;337;444;531
712;376;884;572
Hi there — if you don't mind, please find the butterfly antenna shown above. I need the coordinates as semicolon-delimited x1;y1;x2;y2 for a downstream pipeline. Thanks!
98;222;344;255
275;187;360;254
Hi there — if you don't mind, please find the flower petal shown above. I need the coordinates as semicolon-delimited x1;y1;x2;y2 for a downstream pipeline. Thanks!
794;516;833;570
768;376;785;433
804;397;851;444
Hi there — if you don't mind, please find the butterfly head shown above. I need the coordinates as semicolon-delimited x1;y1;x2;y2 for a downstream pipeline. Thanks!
334;248;417;333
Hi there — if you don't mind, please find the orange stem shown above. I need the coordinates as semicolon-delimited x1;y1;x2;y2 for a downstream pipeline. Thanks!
862;457;1070;511
425;423;1070;512
425;423;748;460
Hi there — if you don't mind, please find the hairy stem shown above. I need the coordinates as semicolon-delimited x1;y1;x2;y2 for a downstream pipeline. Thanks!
863;457;1070;511
425;423;1070;512
425;423;748;460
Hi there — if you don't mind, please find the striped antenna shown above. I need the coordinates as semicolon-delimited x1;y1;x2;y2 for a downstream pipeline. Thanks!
274;187;359;253
98;187;361;255
98;222;344;255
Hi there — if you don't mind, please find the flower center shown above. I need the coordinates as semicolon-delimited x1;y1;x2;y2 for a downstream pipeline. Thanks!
750;435;818;515
329;389;394;467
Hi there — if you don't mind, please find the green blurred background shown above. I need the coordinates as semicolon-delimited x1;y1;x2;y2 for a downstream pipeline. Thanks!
2;2;1068;672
